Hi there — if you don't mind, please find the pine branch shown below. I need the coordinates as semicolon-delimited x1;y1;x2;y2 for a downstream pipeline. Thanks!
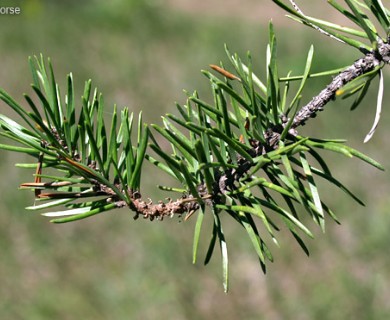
1;0;389;291
291;39;389;129
262;38;390;148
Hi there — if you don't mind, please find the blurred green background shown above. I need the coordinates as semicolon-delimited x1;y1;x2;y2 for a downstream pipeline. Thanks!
1;0;390;319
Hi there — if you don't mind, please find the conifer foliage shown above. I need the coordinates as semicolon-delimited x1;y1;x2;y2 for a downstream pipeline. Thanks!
0;1;389;291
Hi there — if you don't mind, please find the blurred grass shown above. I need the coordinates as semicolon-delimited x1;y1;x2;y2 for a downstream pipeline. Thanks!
1;1;390;319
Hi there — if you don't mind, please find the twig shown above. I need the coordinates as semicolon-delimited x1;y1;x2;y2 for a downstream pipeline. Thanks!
289;0;345;44
291;39;390;129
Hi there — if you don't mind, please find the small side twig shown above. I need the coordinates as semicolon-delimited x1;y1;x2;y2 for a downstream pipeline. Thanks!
288;0;345;44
